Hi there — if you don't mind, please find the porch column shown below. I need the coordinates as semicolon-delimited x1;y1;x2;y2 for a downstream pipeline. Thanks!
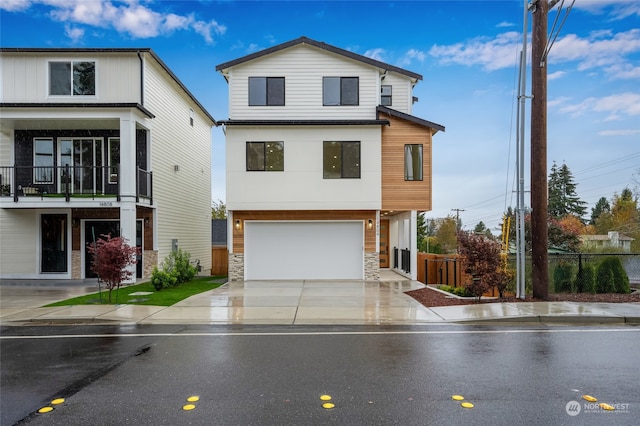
119;116;137;282
410;210;418;280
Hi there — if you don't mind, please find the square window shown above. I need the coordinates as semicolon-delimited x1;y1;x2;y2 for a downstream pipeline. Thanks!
323;77;359;106
381;85;392;106
323;141;360;178
249;77;285;106
49;61;95;96
404;144;423;181
246;142;284;171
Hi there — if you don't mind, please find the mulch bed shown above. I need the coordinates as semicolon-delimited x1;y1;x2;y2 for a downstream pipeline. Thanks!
406;286;640;308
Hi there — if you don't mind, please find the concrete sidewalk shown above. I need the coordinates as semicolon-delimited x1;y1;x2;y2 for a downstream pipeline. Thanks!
1;274;640;326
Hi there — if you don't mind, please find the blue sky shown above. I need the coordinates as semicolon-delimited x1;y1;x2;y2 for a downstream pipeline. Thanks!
1;0;639;232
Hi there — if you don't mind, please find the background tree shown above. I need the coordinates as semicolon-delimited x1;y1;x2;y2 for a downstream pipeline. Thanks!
435;216;459;253
548;161;587;220
590;197;610;225
417;213;427;252
212;199;227;219
88;234;139;303
594;188;640;251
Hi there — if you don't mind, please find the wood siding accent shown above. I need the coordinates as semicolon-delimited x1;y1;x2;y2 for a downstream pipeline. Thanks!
231;210;377;254
381;114;433;211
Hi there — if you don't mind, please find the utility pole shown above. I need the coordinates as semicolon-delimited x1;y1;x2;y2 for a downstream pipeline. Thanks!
531;0;549;299
451;208;465;231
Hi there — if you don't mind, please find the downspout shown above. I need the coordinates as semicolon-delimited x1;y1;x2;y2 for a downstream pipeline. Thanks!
137;51;144;106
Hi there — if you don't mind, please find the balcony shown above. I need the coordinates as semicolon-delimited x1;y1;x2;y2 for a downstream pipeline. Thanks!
0;165;152;204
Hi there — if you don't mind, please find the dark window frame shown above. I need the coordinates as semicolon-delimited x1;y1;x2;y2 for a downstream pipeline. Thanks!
49;61;96;96
246;141;284;171
248;77;285;106
381;85;392;106
323;77;359;106
404;144;423;181
323;141;361;179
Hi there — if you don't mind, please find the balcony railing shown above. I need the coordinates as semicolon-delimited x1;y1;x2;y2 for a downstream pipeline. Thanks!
0;165;152;204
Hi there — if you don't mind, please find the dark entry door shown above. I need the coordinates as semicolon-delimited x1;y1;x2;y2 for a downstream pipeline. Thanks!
41;214;67;273
85;221;120;279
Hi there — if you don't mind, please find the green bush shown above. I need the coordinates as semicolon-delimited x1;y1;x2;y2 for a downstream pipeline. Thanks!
151;267;177;290
553;262;574;293
574;264;595;294
452;286;471;297
164;249;197;285
595;257;630;294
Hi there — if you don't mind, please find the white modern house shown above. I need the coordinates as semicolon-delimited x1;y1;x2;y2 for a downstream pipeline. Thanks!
216;36;444;281
0;48;215;280
581;231;635;253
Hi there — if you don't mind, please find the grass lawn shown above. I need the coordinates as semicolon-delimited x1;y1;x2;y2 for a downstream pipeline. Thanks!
45;275;227;307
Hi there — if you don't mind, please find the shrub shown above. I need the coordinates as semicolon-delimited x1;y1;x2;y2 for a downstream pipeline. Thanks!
164;249;198;285
452;286;471;297
574;264;595;294
151;267;177;290
87;234;139;303
553;262;574;293
595;257;630;294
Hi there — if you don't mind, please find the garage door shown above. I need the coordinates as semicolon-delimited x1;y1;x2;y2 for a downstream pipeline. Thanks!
244;221;364;280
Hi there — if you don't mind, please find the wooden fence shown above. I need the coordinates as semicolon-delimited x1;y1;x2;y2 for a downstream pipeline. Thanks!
211;246;228;276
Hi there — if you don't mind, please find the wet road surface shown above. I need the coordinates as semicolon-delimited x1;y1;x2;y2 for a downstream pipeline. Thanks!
2;324;639;425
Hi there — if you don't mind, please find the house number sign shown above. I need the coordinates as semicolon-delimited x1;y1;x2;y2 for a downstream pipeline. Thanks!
99;201;113;207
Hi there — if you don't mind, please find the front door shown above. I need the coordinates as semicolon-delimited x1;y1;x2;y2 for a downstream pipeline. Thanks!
41;214;67;273
84;220;120;279
379;219;389;268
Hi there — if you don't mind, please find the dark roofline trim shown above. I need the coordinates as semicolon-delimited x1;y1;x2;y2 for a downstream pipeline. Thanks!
1;48;215;125
0;102;156;119
376;105;445;133
217;119;390;126
215;36;422;81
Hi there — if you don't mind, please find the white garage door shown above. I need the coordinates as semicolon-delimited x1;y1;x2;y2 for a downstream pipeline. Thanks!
245;221;364;280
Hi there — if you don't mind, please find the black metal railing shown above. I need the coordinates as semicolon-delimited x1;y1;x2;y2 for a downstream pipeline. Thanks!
0;165;152;204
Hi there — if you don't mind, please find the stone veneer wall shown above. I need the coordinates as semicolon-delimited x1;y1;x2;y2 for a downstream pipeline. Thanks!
71;251;82;279
365;252;380;281
143;250;158;279
229;253;245;281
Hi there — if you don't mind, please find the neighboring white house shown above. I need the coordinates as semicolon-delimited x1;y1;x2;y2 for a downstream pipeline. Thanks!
580;231;635;253
216;36;444;281
0;48;215;280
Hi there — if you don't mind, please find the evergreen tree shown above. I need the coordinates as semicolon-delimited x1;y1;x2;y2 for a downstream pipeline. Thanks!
590;197;610;225
417;213;427;252
548;162;587;219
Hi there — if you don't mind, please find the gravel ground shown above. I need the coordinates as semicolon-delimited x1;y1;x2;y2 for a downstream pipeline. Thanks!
406;285;640;307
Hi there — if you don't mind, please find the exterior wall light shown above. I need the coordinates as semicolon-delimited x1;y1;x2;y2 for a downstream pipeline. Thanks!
235;219;241;230
368;219;373;229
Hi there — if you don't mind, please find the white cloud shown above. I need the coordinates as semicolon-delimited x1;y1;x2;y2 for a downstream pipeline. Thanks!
559;92;640;120
598;129;640;136
3;0;226;44
573;0;640;19
64;23;84;43
399;48;426;66
496;21;514;28
0;0;32;12
548;70;566;80
364;48;386;62
429;31;521;71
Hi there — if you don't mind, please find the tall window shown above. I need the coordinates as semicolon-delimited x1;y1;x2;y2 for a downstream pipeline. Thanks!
381;85;392;106
404;144;423;181
49;61;95;96
323;77;359;106
323;141;360;178
246;142;284;171
249;77;285;106
34;138;54;183
108;138;120;184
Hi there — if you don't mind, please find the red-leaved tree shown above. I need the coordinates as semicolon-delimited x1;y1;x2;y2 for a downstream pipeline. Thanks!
87;234;139;303
457;231;504;300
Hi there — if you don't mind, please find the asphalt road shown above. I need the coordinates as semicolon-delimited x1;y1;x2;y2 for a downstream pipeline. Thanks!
1;324;639;425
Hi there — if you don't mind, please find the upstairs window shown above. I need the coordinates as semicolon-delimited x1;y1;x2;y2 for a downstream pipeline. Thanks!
381;85;392;106
323;77;359;106
108;138;120;184
404;144;423;181
49;61;95;96
323;141;360;179
34;138;54;183
249;77;285;106
246;142;284;171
